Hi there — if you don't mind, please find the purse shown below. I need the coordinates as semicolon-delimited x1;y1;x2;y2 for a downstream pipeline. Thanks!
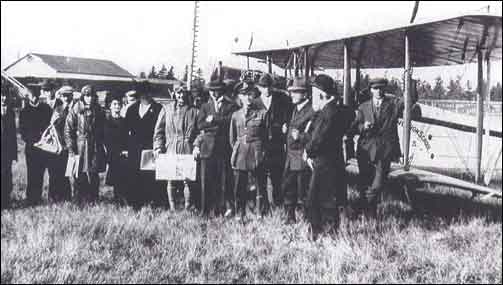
34;125;63;155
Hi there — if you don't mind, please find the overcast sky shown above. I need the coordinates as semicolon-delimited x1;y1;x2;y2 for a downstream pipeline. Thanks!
1;1;502;85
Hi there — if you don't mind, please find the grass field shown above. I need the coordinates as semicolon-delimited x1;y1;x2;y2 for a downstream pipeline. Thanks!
1;141;502;283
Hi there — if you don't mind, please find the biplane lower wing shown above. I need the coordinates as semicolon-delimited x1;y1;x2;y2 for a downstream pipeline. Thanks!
345;158;502;200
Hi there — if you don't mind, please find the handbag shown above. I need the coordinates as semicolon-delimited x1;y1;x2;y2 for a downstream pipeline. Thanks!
34;125;63;155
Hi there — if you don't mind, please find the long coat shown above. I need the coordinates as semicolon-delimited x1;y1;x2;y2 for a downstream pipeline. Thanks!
64;101;107;174
305;100;355;208
255;90;293;155
193;96;239;159
125;101;163;170
1;106;17;164
284;101;315;171
356;96;403;162
104;114;127;186
153;104;198;155
229;106;267;171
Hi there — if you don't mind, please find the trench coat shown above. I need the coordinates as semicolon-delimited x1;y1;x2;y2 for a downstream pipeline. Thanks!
64;101;107;174
153;104;198;155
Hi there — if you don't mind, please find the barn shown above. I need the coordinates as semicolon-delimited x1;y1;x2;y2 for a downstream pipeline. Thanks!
3;53;182;101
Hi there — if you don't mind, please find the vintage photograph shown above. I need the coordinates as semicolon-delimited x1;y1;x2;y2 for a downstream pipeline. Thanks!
1;1;502;283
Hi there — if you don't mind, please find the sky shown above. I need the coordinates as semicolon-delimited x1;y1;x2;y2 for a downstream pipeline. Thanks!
1;1;502;85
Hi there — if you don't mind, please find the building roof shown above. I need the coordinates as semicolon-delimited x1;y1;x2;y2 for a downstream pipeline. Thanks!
4;53;134;78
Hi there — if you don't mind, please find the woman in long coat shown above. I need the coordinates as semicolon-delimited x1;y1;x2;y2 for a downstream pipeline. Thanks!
104;93;128;204
64;85;107;203
154;87;198;211
125;82;163;207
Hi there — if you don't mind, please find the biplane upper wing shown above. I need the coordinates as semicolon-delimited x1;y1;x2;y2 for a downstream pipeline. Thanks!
233;13;502;69
345;159;502;199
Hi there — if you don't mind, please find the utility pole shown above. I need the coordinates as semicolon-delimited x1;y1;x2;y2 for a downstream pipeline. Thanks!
187;1;200;91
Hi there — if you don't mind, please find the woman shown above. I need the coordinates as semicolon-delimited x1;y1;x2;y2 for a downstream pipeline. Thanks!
104;93;128;204
154;86;198;211
125;81;163;207
1;89;17;209
64;85;107;204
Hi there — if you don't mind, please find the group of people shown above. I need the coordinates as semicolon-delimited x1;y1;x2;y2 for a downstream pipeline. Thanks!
1;72;405;240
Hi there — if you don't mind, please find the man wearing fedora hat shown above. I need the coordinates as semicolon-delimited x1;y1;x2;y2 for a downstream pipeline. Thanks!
255;73;293;210
193;79;239;216
282;77;315;225
304;74;355;240
39;79;58;109
355;77;404;217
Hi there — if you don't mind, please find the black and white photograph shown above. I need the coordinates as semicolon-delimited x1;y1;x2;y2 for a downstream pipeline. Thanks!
1;1;502;283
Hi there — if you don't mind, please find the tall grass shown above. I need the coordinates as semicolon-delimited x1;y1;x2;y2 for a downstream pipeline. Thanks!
1;139;502;283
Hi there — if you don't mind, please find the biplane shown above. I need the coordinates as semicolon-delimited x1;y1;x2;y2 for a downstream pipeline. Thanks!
233;12;503;203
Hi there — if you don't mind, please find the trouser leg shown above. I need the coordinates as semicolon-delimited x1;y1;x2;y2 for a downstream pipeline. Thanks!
366;159;391;216
282;170;298;223
233;170;248;218
1;160;13;209
183;181;191;210
25;146;46;205
48;152;71;202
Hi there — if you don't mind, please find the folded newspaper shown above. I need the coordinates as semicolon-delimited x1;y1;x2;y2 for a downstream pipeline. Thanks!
140;150;156;171
155;154;197;181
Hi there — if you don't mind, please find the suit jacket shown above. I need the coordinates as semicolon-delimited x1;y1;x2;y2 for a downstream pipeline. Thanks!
255;90;293;154
19;102;52;146
306;100;355;166
284;100;315;171
193;96;238;159
125;101;163;170
229;106;267;171
356;96;403;162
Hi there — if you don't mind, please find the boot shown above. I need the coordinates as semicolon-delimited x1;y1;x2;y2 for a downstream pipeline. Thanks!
167;181;176;212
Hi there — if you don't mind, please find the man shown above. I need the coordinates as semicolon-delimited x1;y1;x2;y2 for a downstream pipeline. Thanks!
40;79;58;109
193;79;239;217
19;84;52;206
154;86;198;211
282;77;315;224
304;74;355;240
255;73;293;209
355;78;403;217
121;90;138;118
47;85;74;202
1;89;17;209
125;81;164;207
65;85;107;204
229;86;267;220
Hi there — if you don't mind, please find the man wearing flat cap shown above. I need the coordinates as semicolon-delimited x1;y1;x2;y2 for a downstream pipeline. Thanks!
65;85;107;204
282;77;315;225
229;86;268;220
193;79;239;217
47;85;75;202
355;77;404;217
255;73;293;210
304;74;355;240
